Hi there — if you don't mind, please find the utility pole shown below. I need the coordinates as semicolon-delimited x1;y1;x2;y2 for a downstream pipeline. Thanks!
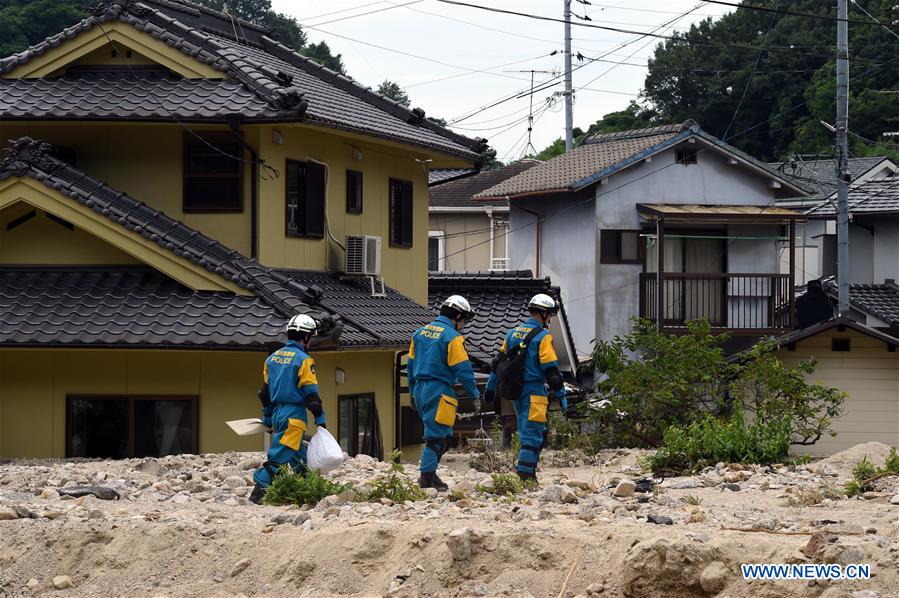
836;0;850;316
564;0;573;151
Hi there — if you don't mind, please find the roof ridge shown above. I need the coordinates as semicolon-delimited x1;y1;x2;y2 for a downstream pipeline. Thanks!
581;120;695;145
0;137;342;335
140;0;270;34
257;35;487;154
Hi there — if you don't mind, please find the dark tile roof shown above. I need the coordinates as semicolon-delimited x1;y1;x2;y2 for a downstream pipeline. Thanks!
0;137;426;349
0;69;288;121
0;0;485;162
429;161;539;209
477;120;807;199
428;271;577;369
810;276;899;326
806;176;899;217
0;267;283;349
769;156;893;199
429;168;477;186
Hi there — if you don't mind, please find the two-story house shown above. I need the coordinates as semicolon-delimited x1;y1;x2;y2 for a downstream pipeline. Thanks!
770;156;898;285
476;122;808;356
0;0;485;459
427;161;539;272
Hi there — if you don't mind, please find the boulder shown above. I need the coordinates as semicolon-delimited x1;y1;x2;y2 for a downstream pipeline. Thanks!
699;561;728;594
57;486;120;501
613;480;636;498
52;576;73;590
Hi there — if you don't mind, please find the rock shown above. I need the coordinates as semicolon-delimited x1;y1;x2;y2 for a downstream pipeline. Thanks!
423;488;438;499
585;583;605;596
447;528;473;561
26;578;39;590
613;480;636;498
135;461;162;476
221;476;246;490
271;513;293;525
52;576;73;590
13;506;36;518
633;478;656;493
293;512;311;526
723;471;747;483
722;483;741;492
667;478;703;489
543;484;579;504
239;458;261;471
646;514;673;525
622;538;723;596
851;591;881;598
57;486;120;500
699;561;728;594
890;495;899;505
229;558;251;577
802;532;838;559
0;508;17;521
821;543;865;567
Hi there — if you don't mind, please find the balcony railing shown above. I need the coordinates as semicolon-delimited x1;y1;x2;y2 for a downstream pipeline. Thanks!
639;272;794;333
490;258;510;271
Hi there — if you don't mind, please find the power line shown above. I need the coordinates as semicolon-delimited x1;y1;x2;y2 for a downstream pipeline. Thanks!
699;0;896;27
434;0;896;66
403;53;556;89
305;0;423;27
850;0;899;42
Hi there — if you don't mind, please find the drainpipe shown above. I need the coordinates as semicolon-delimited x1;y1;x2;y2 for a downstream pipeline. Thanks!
518;203;541;277
487;207;495;270
227;117;258;260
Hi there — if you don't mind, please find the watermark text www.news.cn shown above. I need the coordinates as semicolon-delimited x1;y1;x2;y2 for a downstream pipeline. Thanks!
741;563;870;580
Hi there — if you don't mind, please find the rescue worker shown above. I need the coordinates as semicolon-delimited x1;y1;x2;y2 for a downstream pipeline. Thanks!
249;314;326;504
484;294;567;483
408;295;480;492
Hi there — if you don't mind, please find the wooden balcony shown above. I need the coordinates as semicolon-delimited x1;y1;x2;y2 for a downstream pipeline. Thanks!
639;272;794;333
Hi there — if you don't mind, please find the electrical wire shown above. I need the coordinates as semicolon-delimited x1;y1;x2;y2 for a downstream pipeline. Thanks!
305;0;423;27
850;0;899;42
403;53;557;89
700;0;896;27
434;0;895;66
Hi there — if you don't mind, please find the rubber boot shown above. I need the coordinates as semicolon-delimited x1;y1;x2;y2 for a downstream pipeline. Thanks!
419;471;449;492
248;484;266;505
517;470;538;485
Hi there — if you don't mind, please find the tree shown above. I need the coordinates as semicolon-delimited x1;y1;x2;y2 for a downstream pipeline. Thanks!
0;1;86;57
302;41;345;74
377;80;410;106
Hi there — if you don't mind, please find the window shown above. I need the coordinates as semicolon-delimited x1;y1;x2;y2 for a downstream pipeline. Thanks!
428;231;445;271
401;406;424;445
338;393;383;459
389;178;414;247
286;160;326;238
676;148;698;164
346;169;363;214
820;234;837;278
832;338;851;352
600;229;643;264
183;133;242;212
67;396;198;458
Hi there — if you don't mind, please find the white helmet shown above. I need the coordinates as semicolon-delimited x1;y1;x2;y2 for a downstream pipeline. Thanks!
286;313;317;335
442;294;474;318
528;293;558;315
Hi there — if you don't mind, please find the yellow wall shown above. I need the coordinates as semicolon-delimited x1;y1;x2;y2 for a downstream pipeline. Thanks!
0;204;139;265
776;328;899;456
0;348;399;458
254;124;430;303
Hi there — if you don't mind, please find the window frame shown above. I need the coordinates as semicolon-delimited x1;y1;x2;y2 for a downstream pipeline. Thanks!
389;178;414;248
337;393;382;458
285;159;327;239
428;230;446;272
182;132;243;213
346;169;363;215
600;229;644;264
65;395;199;458
675;148;698;165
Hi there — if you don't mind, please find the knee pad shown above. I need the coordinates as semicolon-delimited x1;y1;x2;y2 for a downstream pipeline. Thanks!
426;438;448;457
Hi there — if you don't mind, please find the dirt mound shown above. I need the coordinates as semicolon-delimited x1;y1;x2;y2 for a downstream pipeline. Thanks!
812;442;895;480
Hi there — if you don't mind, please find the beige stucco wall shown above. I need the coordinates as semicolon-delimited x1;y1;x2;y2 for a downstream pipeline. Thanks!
776;329;899;456
428;211;508;272
0;348;399;459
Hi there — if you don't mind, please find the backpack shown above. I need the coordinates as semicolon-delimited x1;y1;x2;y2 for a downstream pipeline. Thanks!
493;326;542;402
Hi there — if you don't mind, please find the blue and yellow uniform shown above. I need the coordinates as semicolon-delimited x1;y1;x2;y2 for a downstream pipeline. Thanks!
486;317;567;476
252;340;326;488
408;315;480;473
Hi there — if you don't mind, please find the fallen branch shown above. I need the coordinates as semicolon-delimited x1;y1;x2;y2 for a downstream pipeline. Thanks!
557;554;581;598
720;526;864;536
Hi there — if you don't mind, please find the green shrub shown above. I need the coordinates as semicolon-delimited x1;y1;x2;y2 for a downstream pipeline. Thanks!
476;472;535;496
845;455;882;497
884;448;899;474
366;450;425;503
647;407;791;474
262;466;349;506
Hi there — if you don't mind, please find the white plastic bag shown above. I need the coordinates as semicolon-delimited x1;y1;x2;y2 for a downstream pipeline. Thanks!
307;427;344;473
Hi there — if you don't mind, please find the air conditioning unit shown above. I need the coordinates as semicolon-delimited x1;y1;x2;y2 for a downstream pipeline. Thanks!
345;235;381;276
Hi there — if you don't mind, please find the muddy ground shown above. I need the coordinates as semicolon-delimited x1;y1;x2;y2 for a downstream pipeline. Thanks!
1;443;898;597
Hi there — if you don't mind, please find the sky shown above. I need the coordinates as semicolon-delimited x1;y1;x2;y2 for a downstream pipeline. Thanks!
271;0;733;161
